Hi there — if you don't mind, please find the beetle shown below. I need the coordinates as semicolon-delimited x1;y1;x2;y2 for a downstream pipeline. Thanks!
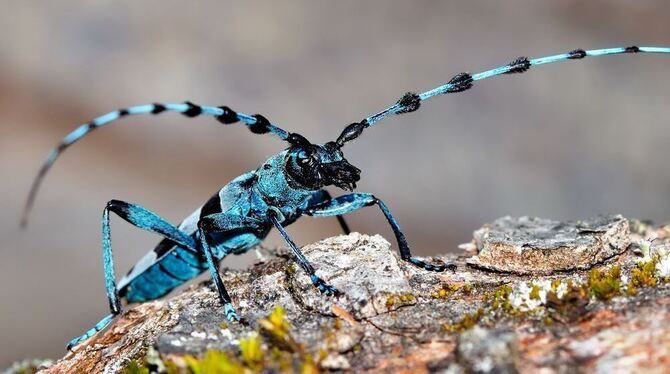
21;46;670;349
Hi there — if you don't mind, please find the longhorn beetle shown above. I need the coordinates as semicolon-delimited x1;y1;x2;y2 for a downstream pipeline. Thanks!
21;46;670;349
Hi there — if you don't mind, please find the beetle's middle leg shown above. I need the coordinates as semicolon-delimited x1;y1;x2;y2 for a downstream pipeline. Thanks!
198;213;266;322
268;211;339;296
304;193;457;272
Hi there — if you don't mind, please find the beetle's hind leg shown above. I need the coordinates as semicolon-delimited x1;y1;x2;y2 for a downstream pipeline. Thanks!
67;200;199;350
66;314;115;350
305;193;456;272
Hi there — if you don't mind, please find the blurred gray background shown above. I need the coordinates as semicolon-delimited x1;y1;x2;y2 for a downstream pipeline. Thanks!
1;0;669;367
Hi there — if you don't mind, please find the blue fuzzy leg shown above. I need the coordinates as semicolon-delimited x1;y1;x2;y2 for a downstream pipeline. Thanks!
66;314;115;350
198;214;265;322
67;199;198;350
305;193;456;272
306;190;351;234
268;212;339;296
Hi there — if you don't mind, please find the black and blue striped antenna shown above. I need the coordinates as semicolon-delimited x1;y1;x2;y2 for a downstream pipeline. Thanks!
21;103;293;227
336;46;670;146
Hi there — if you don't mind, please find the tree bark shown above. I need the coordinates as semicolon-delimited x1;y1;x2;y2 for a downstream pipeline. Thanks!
34;216;670;373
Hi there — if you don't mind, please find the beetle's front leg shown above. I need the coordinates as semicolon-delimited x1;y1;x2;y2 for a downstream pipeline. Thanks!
305;193;456;272
198;214;265;322
268;210;339;296
306;189;351;234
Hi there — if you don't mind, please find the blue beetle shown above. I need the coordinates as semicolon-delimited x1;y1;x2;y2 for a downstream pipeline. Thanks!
21;46;670;349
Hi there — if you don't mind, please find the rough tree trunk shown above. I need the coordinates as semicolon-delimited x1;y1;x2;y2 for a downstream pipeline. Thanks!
25;216;670;373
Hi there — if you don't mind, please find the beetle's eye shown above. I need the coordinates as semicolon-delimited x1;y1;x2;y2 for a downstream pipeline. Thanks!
297;150;313;166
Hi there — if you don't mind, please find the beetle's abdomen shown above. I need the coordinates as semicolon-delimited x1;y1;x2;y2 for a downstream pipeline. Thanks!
118;232;264;303
121;245;207;303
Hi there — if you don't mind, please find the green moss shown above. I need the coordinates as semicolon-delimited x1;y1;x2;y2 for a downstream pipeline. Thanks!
184;350;243;374
124;360;149;374
283;264;302;303
240;333;264;371
300;354;320;374
631;257;659;288
545;280;589;321
385;293;416;308
443;308;485;332
488;284;513;312
550;279;562;292
259;306;302;354
270;346;293;372
164;361;181;374
431;283;474;299
588;266;622;301
230;275;243;286
430;288;447;299
15;368;34;374
462;308;485;329
261;306;291;338
430;283;461;299
529;284;541;300
169;306;324;373
461;283;474;294
118;305;327;373
400;294;415;302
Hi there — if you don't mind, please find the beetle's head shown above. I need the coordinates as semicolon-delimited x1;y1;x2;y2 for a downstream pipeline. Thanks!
285;134;360;191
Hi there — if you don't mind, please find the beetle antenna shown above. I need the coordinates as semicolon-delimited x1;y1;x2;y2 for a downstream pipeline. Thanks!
21;102;296;227
336;46;670;147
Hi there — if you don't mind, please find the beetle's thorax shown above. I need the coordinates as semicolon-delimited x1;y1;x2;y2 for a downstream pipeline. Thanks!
255;150;314;207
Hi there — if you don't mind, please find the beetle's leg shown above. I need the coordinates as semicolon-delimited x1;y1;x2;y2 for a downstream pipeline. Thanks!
198;214;265;322
102;200;198;314
67;199;199;350
268;211;339;296
66;314;116;351
305;193;456;272
306;190;351;234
